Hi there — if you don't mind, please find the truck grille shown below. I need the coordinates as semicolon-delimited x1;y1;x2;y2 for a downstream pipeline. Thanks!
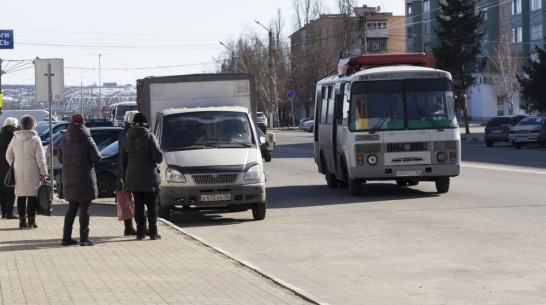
191;173;239;185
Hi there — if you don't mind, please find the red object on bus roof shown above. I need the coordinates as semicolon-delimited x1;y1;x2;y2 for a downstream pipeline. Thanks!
337;53;437;76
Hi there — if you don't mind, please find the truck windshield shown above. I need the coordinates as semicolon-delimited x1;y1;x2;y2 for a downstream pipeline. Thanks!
349;78;457;131
163;111;254;151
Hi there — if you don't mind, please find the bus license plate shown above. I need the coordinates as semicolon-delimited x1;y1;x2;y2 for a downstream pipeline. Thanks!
201;194;231;202
396;170;421;177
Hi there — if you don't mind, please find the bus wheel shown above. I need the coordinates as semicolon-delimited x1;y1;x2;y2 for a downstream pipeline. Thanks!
348;179;361;196
326;173;338;188
435;177;450;193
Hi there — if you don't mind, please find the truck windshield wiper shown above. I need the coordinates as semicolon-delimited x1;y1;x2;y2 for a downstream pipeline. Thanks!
369;110;392;134
205;138;251;148
419;110;443;131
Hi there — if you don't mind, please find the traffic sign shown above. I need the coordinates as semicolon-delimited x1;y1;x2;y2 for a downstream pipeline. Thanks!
0;30;14;49
287;90;296;99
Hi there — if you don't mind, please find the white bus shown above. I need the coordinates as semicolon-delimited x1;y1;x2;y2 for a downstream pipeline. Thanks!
109;101;138;126
314;53;460;195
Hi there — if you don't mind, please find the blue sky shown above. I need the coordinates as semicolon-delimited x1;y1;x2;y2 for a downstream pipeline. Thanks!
0;0;404;86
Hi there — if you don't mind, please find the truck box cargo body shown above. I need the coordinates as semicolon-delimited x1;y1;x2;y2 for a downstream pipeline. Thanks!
136;74;268;220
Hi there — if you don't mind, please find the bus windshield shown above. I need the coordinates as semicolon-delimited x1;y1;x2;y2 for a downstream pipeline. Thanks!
349;78;457;131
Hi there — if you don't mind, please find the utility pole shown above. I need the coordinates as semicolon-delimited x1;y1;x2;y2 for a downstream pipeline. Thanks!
255;20;279;127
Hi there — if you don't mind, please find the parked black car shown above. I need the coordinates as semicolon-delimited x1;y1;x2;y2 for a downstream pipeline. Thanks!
95;141;119;197
39;121;70;145
484;115;527;147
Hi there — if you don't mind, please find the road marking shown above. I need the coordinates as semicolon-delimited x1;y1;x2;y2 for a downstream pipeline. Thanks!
463;161;546;175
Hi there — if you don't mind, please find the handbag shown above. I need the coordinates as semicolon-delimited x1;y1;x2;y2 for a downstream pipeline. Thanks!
116;189;135;221
4;163;15;187
36;181;53;216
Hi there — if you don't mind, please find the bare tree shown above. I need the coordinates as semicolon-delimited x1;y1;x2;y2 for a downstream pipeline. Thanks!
488;34;522;115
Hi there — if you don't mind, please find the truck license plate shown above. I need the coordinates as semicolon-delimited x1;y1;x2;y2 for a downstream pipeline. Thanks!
201;194;231;202
396;170;421;177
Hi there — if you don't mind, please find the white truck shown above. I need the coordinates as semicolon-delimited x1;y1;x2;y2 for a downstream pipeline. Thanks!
136;73;273;220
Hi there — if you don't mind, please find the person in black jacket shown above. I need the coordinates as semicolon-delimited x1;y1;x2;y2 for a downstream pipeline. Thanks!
58;114;101;246
120;112;163;240
116;110;141;236
0;117;18;219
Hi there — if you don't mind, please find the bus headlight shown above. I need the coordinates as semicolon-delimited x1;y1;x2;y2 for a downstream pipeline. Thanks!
166;168;186;183
367;154;378;165
244;164;262;181
437;152;448;163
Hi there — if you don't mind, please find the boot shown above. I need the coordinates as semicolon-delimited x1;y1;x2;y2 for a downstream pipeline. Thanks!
124;219;137;236
19;216;28;229
61;227;78;246
5;201;17;219
28;217;38;229
80;228;95;246
149;224;161;240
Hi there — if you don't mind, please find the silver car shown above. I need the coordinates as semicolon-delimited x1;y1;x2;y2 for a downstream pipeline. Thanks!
508;116;546;149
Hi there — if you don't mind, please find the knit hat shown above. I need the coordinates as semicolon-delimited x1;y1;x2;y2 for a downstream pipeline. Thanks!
3;117;18;128
71;114;85;125
20;115;36;131
132;112;149;126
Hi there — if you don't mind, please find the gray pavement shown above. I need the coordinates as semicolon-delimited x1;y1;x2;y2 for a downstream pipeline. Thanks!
0;198;314;305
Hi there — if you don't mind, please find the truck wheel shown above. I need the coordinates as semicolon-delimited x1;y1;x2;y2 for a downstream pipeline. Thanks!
486;141;494;147
326;173;338;188
435;177;450;193
348;179;361;196
396;178;408;186
158;205;171;220
252;201;267;220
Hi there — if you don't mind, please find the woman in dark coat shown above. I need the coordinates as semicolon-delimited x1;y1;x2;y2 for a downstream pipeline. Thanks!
120;112;163;240
0;117;18;219
58;114;101;246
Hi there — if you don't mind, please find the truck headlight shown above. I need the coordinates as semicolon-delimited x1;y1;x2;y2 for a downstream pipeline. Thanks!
244;164;262;181
166;168;186;183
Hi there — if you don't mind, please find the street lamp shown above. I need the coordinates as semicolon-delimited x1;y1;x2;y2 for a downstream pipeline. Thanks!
254;20;278;127
219;41;236;73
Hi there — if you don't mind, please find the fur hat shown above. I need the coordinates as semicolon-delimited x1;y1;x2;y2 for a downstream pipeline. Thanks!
132;112;149;126
3;117;18;128
20;115;36;131
71;114;85;125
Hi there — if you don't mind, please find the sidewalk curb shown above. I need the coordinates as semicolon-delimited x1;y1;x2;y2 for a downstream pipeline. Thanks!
158;217;329;305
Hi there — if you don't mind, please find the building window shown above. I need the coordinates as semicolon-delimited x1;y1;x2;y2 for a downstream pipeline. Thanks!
512;27;523;42
531;23;542;40
407;26;413;39
407;3;412;16
424;0;430;12
511;0;521;15
424;21;431;35
531;0;542;11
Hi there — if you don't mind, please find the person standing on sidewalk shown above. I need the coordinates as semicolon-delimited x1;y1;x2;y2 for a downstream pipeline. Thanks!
115;110;143;236
0;117;19;219
58;114;101;246
6;115;48;229
120;112;163;240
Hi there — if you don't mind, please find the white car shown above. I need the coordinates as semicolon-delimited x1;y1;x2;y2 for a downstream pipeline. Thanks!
257;112;268;127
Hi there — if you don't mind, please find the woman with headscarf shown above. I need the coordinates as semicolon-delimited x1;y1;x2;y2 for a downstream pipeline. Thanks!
120;112;163;240
6;115;48;229
0;117;19;219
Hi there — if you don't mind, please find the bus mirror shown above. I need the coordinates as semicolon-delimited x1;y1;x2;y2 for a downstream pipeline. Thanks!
334;94;344;119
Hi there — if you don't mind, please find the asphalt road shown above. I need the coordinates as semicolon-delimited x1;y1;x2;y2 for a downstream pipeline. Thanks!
170;129;546;305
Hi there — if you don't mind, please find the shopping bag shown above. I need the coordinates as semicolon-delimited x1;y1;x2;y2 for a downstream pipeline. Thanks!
36;181;52;216
4;163;15;187
117;189;134;221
